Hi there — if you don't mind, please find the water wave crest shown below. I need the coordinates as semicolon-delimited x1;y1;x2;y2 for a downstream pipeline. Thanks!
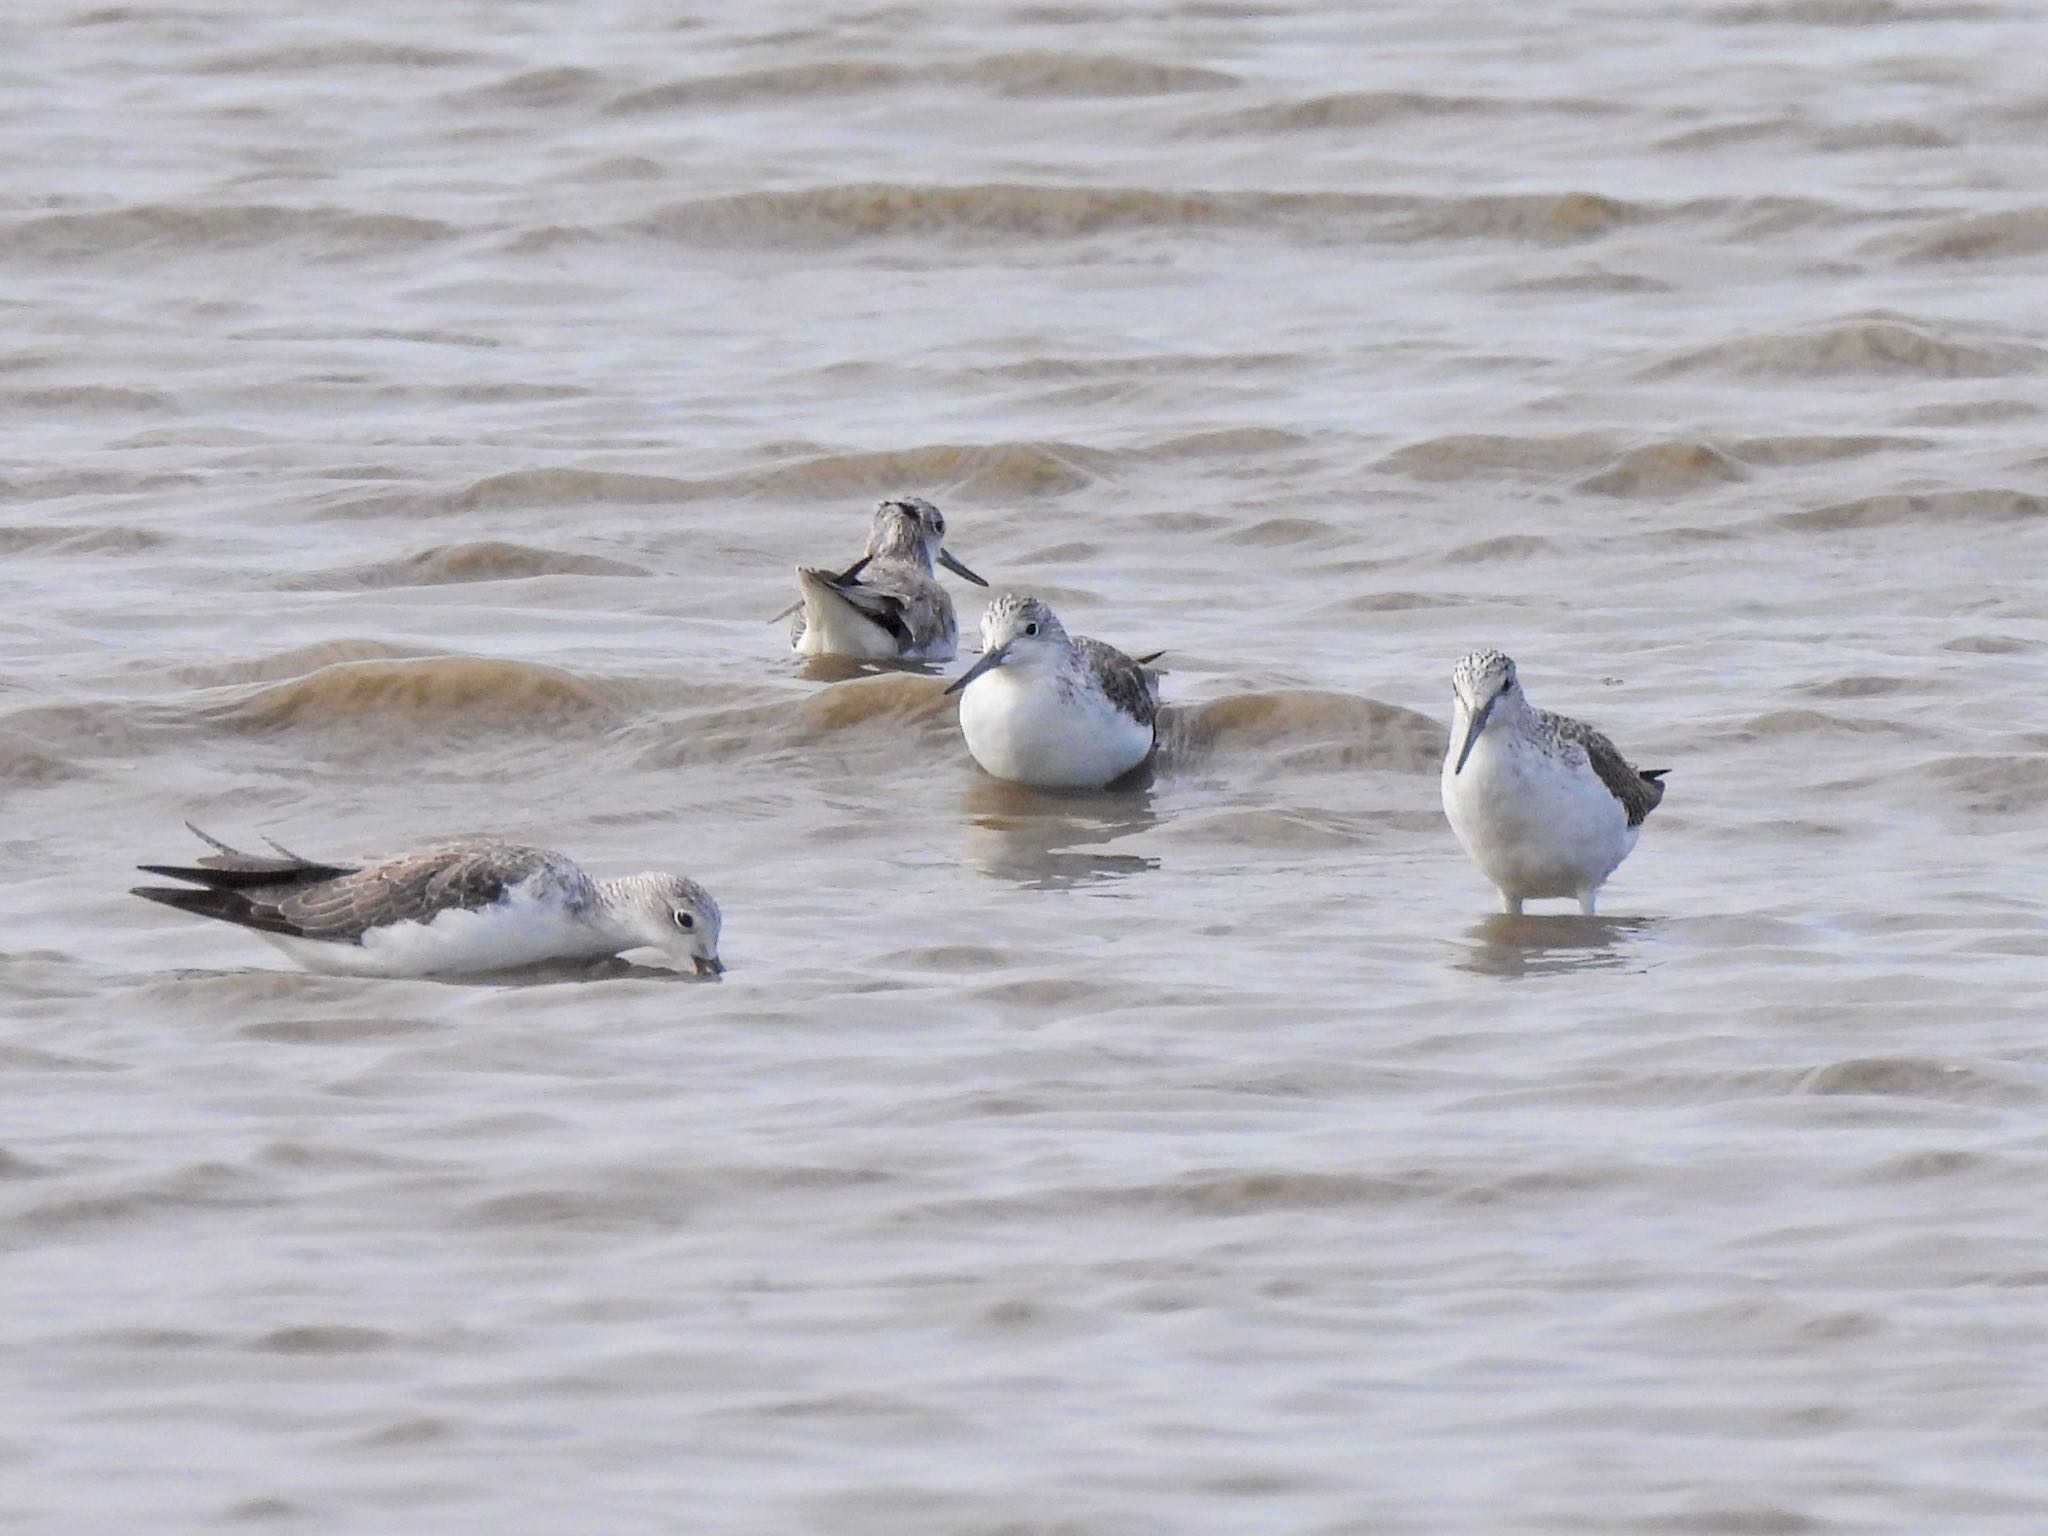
302;541;649;589
607;54;1232;115
1578;442;1749;496
4;204;455;262
335;442;1118;519
1647;317;2045;377
0;523;166;555
1168;691;1445;772
175;641;441;692
215;657;621;733
1776;488;2044;532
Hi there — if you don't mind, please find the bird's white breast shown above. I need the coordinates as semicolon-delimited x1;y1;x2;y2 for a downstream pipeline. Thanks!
1442;719;1636;900
959;666;1152;789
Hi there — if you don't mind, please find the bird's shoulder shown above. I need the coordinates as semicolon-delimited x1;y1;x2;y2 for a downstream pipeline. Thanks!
1540;709;1665;827
1073;637;1160;728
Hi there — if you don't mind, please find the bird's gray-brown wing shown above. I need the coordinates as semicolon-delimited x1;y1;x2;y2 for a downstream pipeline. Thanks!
134;832;560;945
1075;637;1160;730
1546;712;1666;827
802;558;946;651
272;842;561;942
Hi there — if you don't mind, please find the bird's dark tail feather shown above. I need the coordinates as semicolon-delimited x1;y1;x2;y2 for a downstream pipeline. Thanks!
130;884;300;937
135;862;315;890
138;823;354;889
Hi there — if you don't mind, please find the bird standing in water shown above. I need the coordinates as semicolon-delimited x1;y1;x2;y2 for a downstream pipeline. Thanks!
1441;649;1666;915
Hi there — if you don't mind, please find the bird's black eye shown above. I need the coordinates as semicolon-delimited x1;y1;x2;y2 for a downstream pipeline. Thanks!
932;516;945;535
1023;621;1039;637
673;910;695;930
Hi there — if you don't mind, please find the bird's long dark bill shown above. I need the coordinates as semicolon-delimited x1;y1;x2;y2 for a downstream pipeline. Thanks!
695;955;724;977
943;641;1010;695
938;548;988;586
1452;696;1497;775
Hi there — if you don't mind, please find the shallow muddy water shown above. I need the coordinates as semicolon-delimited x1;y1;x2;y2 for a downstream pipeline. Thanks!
3;1;2047;1531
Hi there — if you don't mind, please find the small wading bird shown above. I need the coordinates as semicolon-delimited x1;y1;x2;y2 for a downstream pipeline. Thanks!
132;826;724;978
781;496;987;662
946;593;1160;790
1441;649;1666;915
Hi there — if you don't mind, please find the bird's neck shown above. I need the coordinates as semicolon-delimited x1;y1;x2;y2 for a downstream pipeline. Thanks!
1460;690;1530;740
1489;692;1536;738
866;529;933;570
586;877;653;946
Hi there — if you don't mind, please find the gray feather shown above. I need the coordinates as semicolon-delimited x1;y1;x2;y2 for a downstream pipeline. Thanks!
1075;636;1160;730
1546;712;1666;827
136;831;585;945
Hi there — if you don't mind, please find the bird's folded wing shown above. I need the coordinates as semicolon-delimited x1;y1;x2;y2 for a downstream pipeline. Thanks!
276;842;553;940
799;563;925;650
1549;713;1665;827
1076;637;1160;729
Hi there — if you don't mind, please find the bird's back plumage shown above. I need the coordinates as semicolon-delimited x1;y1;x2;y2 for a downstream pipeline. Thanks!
1074;636;1160;731
793;558;954;659
132;828;582;947
1543;711;1666;827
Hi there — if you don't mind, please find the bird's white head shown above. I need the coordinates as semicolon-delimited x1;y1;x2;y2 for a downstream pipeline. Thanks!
1449;648;1521;774
869;497;987;587
944;592;1071;695
619;874;724;976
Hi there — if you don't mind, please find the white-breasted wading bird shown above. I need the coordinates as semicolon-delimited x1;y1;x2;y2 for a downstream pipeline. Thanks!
132;826;724;977
946;593;1159;790
1441;649;1666;915
783;496;986;662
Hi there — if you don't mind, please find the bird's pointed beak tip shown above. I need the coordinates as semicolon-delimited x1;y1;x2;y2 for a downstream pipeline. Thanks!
939;549;988;586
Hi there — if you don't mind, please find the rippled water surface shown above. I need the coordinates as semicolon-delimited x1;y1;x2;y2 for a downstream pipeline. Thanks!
5;1;2048;1530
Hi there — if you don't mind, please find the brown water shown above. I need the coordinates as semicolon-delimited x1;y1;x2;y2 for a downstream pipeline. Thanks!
5;2;2047;1530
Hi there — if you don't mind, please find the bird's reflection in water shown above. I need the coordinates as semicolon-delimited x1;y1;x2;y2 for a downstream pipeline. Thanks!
960;773;1160;891
442;956;718;987
1452;912;1660;979
794;654;943;685
170;955;711;989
